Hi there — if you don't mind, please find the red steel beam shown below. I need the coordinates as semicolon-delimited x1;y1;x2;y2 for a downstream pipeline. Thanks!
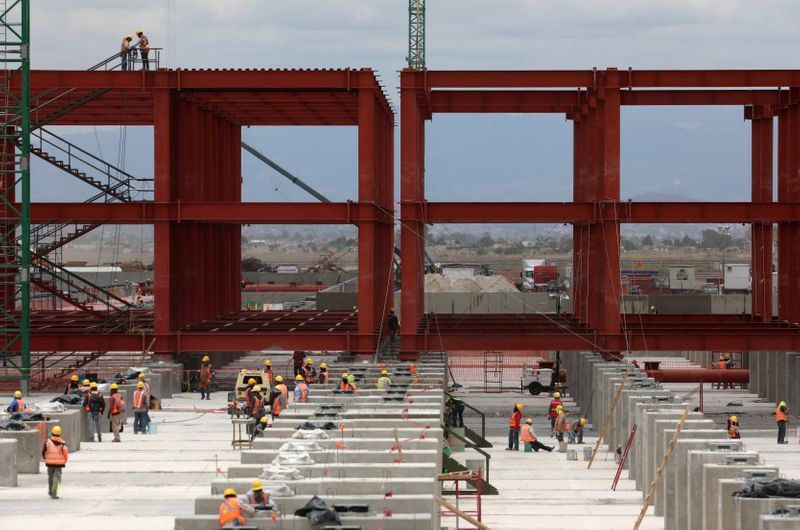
620;90;785;106
429;90;578;113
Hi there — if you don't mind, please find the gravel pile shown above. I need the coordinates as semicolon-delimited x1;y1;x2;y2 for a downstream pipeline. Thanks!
425;273;518;293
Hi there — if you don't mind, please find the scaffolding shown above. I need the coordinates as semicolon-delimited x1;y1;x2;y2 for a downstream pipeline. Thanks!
482;351;503;393
0;0;29;391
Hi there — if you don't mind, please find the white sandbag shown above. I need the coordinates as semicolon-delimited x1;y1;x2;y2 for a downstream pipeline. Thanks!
263;483;293;497
292;429;329;440
278;441;323;453
272;452;314;466
33;402;66;413
262;463;303;481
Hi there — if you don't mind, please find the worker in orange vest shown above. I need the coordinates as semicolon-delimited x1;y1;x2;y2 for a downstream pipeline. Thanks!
64;374;80;395
246;479;271;511
318;362;329;384
548;391;563;436
336;373;353;392
243;378;256;416
134;30;150;70
219;488;254;528
133;381;149;434
775;401;789;444
727;415;741;439
263;359;274;386
506;403;523;451
42;425;69;499
269;376;287;419
302;358;317;385
521;418;554;452
554;405;568;442
108;383;125;442
198;355;214;400
7;390;27;413
294;374;309;403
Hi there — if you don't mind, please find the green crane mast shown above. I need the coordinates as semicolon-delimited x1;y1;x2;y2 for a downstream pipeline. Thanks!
408;0;425;70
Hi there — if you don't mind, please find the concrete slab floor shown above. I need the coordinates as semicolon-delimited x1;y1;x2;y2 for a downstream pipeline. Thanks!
0;391;240;530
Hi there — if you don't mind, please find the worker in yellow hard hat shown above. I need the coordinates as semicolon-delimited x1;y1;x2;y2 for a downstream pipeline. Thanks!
108;383;124;442
776;401;789;444
80;378;91;394
263;359;274;385
336;373;353;393
120;34;133;71
376;369;392;390
245;478;271;510
507;403;523;451
199;355;215;400
318;362;329;384
243;378;257;416
302;358;316;385
727;415;740;439
269;376;288;418
521;418;554;453
7;390;27;413
219;487;254;527
64;374;81;394
134;29;150;70
294;374;309;404
133;381;149;434
43;425;69;499
554;405;568;443
568;417;587;444
548;392;563;437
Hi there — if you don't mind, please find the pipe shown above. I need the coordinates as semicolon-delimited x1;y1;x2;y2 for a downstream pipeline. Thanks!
643;368;749;384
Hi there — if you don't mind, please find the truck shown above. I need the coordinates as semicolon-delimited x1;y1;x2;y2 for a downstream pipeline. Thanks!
517;259;558;292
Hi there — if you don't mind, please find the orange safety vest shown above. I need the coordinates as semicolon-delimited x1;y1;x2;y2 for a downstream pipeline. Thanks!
44;437;69;466
276;384;288;403
110;394;123;415
13;398;27;412
337;381;352;392
548;399;562;418
509;410;521;429
244;387;254;407
718;361;727;369
776;407;788;423
139;34;150;52
728;423;740;439
248;491;269;507
409;362;416;375
271;395;283;416
219;498;244;527
520;424;536;443
319;371;329;384
296;383;308;403
264;369;273;385
555;412;567;432
133;390;146;409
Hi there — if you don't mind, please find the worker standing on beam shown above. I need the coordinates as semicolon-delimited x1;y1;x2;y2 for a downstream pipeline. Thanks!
42;426;69;499
548;392;563;437
7;390;27;413
83;382;105;442
318;362;329;384
263;359;274;386
294;375;309;403
64;375;80;395
198;355;214;400
134;30;150;70
775;402;789;444
119;34;132;71
108;383;125;443
507;403;523;451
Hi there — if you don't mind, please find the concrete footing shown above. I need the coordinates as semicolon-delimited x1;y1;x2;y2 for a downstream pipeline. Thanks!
0;429;40;474
0;439;18;486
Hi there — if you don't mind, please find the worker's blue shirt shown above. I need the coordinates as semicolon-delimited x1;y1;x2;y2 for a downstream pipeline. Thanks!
8;398;21;412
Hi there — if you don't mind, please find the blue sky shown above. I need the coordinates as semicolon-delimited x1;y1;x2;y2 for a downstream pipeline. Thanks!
29;1;800;204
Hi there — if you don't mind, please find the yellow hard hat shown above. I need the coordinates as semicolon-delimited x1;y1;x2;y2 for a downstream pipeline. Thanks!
580;418;587;426
264;359;271;367
126;34;132;40
223;488;237;498
52;426;62;435
295;374;304;381
381;370;388;376
342;373;349;378
779;401;787;407
253;385;262;392
71;375;79;382
13;390;22;398
730;416;738;422
260;416;268;424
138;373;145;379
515;403;523;410
137;381;145;389
248;378;256;385
135;29;143;36
275;375;283;383
202;355;209;362
554;392;561;398
320;362;327;369
252;479;263;491
720;356;725;361
110;383;119;390
90;382;98;388
83;379;90;385
525;418;532;424
306;358;313;364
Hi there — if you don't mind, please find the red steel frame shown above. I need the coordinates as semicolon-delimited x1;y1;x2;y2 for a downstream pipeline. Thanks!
399;68;800;358
8;69;395;356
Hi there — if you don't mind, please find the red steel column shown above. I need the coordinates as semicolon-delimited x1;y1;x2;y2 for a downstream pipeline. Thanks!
357;86;378;343
750;106;773;321
400;71;426;358
778;94;800;323
572;107;587;323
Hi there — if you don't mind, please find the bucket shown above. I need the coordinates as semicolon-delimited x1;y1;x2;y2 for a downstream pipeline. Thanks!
583;447;593;460
566;449;577;461
147;420;158;435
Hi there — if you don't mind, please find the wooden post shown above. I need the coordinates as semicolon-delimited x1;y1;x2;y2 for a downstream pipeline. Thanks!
393;428;404;462
632;406;690;530
435;495;492;530
588;371;628;468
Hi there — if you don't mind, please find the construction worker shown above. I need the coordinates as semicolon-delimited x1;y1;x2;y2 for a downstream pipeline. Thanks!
292;350;305;377
275;375;288;406
548;392;563;436
64;374;80;394
318;362;329;384
775;401;789;444
521;418;554;453
138;372;151;400
507;403;523;451
249;386;264;435
728;415;741;439
554;405;568;442
387;308;400;341
347;372;358;392
337;373;353;392
376;369;392;390
251;416;269;440
449;396;465;428
219;488;255;528
120;34;132;71
649;305;658;314
7;390;27;413
108;383;125;443
134;30;150;70
243;378;257;416
246;479;271;511
269;377;287;419
80;379;92;395
198;355;214;400
302;358;317;385
42;426;69;499
82;382;105;442
133;381;149;434
263;359;274;386
568;418;586;444
294;374;309;403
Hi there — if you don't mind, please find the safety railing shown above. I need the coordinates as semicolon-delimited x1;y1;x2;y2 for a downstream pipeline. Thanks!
90;47;162;72
445;389;485;438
